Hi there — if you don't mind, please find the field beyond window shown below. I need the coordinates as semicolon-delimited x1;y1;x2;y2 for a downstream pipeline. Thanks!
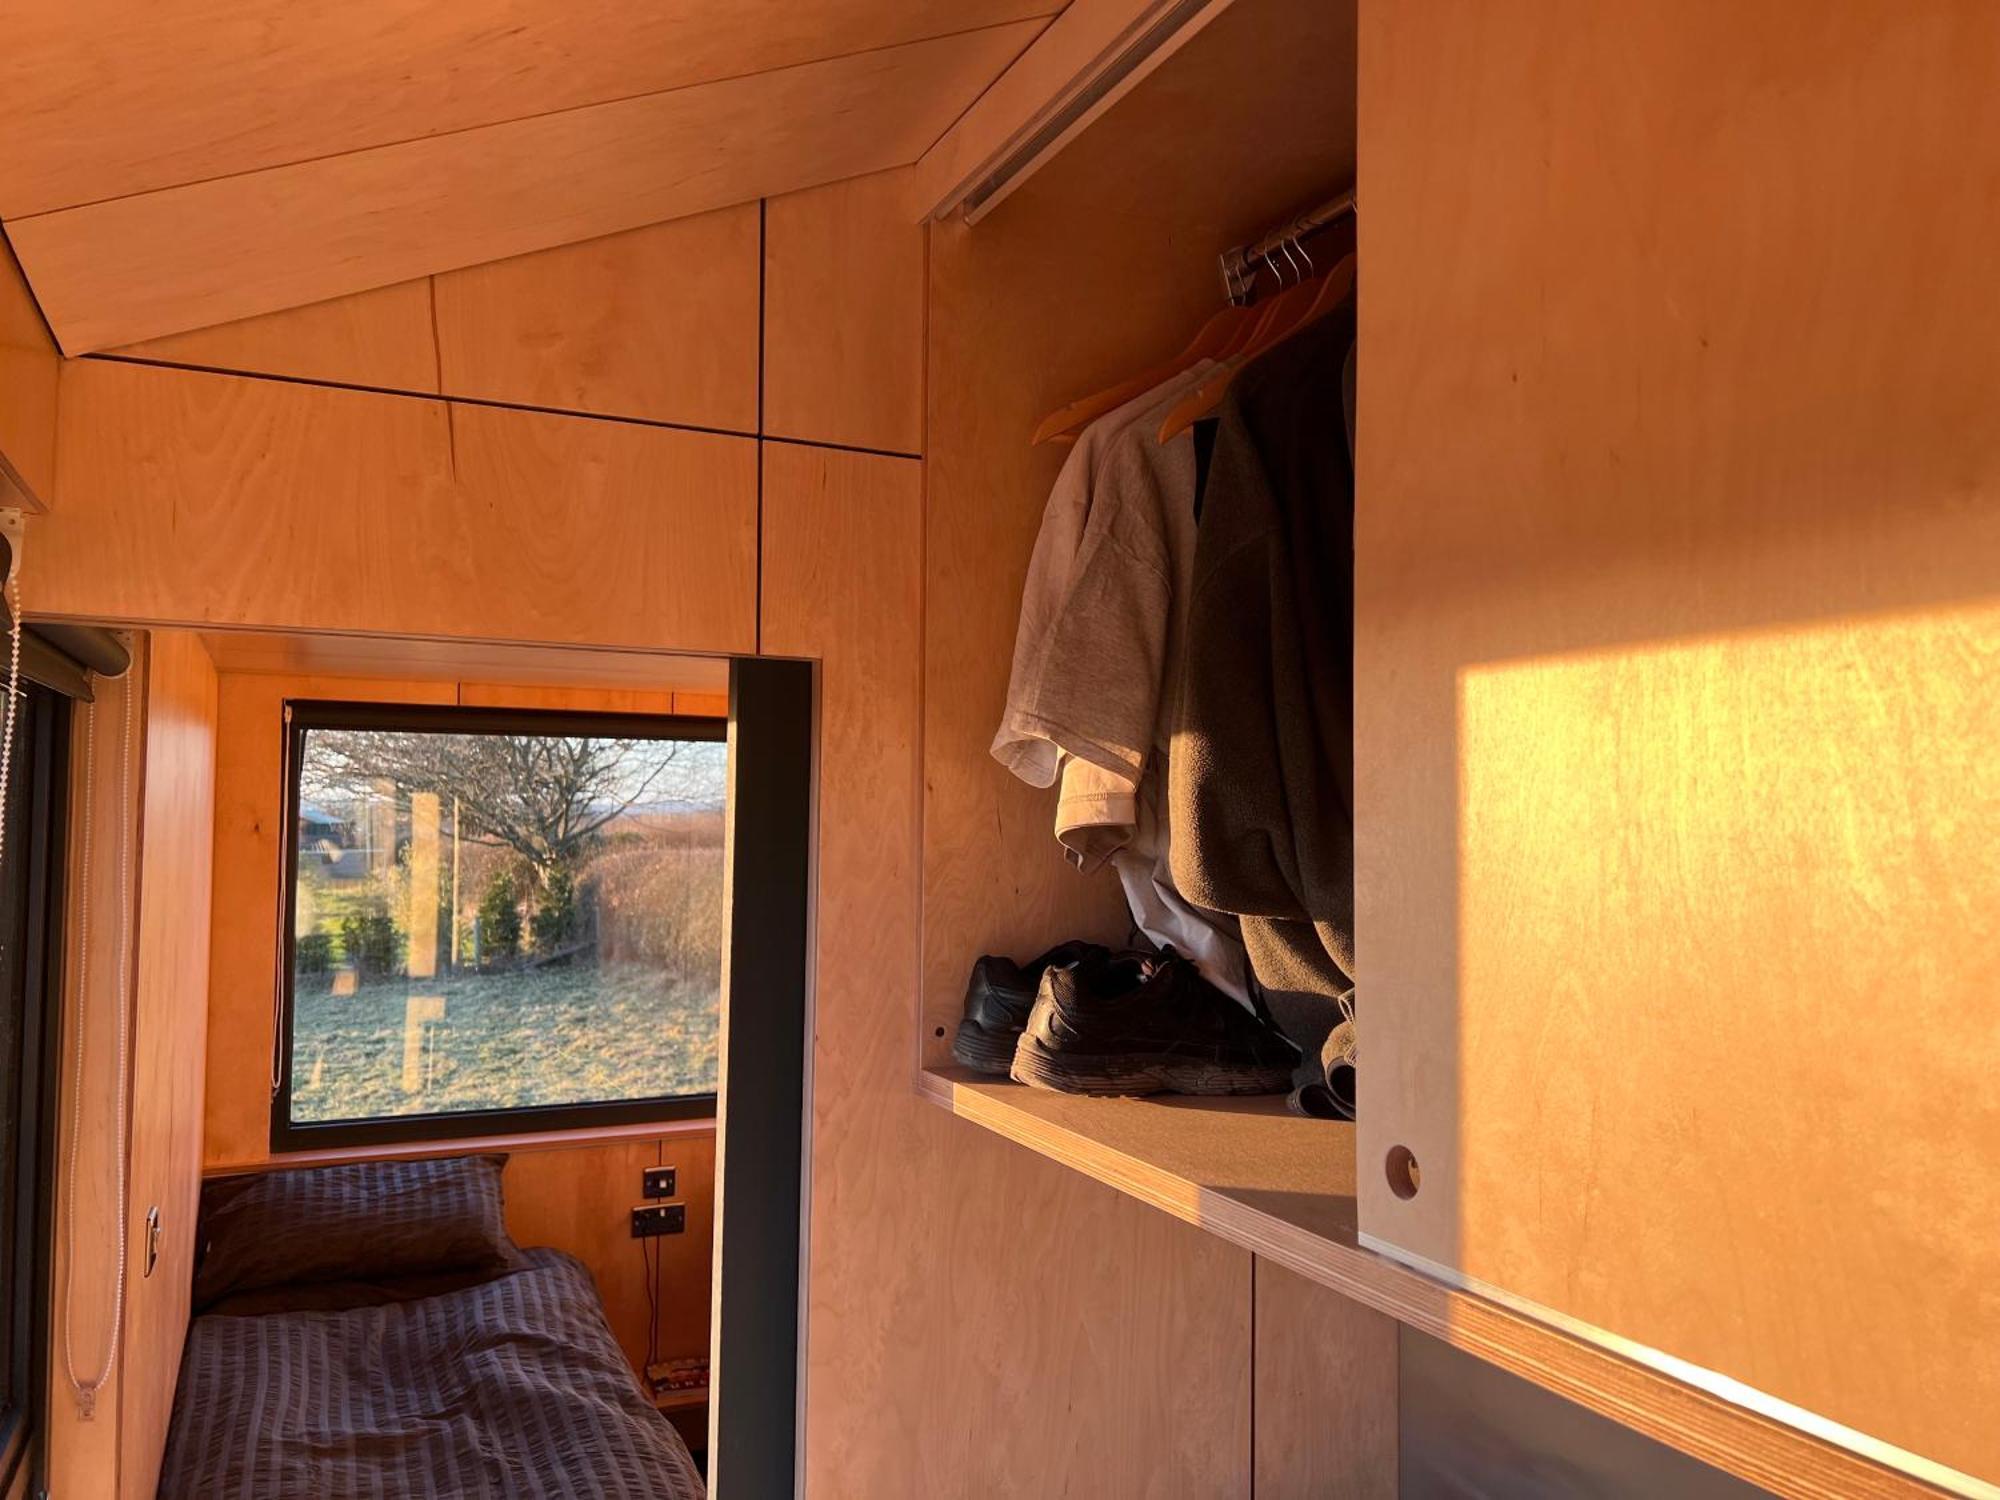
287;715;726;1127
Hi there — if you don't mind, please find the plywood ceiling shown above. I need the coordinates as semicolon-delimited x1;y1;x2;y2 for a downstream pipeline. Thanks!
0;0;1060;351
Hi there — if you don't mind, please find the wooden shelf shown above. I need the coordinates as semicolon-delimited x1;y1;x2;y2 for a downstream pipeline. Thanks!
918;1067;1965;1500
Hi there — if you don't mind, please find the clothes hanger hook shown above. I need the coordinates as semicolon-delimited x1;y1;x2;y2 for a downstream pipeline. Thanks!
1291;231;1314;277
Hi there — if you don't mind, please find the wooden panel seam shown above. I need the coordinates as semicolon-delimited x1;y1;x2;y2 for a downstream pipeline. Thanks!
84;355;757;444
83;356;933;459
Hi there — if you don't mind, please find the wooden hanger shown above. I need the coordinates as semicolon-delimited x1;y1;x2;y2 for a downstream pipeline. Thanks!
1158;252;1354;442
1030;301;1256;445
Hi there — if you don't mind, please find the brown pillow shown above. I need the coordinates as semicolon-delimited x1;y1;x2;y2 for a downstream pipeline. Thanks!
193;1155;523;1311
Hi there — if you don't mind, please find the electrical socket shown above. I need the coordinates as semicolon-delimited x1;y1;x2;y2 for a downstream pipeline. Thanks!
643;1166;677;1199
631;1204;685;1239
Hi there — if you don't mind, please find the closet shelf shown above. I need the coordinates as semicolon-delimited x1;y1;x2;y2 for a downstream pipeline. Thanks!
917;1067;1958;1500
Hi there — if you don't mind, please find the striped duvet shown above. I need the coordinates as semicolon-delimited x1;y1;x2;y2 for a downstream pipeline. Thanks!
158;1248;704;1499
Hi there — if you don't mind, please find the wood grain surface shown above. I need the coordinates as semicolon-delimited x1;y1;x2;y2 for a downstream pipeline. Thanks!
40;361;758;653
1356;0;2000;1484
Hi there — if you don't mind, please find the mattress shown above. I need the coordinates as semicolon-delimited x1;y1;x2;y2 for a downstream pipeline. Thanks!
158;1248;705;1499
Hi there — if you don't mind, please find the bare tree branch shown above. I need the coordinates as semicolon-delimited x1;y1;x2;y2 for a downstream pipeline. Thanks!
302;730;715;882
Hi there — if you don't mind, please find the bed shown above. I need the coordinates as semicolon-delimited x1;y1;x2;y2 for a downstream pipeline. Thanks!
158;1156;705;1500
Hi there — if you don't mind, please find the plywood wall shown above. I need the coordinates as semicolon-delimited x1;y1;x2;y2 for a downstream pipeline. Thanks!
46;651;147;1500
1355;0;2000;1485
114;203;765;429
39;361;759;653
763;172;925;454
117;633;219;1500
766;442;1257;1499
46;635;222;1500
1254;1261;1398;1498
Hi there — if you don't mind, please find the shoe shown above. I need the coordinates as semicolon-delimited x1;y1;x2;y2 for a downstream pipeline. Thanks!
952;941;1108;1074
1010;949;1299;1097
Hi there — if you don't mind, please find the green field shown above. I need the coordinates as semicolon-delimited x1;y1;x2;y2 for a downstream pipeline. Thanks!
289;963;719;1122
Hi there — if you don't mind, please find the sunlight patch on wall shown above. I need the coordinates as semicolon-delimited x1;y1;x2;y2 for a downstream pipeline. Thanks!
1448;598;1999;1420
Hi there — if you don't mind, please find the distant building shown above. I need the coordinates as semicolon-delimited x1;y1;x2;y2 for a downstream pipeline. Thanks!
298;800;373;881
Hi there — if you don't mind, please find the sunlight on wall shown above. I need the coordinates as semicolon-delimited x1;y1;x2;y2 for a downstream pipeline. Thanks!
1448;597;1999;1455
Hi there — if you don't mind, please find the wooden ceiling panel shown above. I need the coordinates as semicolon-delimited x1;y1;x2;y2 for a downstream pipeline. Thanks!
0;0;1061;219
0;232;57;509
8;22;1044;353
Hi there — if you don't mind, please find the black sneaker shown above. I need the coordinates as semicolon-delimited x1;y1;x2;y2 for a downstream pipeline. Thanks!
1010;950;1299;1097
951;941;1108;1074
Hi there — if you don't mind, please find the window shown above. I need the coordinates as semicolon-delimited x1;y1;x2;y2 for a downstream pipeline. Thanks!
0;680;70;1491
274;701;728;1149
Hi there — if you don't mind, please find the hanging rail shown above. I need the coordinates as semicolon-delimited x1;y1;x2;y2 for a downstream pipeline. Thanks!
1220;186;1356;303
938;0;1243;224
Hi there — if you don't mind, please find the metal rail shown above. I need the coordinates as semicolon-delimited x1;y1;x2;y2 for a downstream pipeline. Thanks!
1220;186;1356;303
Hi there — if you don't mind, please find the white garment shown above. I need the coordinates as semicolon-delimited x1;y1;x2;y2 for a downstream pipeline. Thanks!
991;362;1214;787
993;366;1251;1003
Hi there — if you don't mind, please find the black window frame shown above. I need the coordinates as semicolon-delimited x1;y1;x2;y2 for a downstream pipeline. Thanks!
0;681;70;1497
271;698;727;1153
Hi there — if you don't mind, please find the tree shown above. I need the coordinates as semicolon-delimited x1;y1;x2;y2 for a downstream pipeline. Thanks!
478;869;523;960
303;730;718;895
529;866;579;955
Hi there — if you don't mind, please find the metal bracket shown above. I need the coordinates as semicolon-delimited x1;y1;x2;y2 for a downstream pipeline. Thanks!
0;508;25;588
1219;186;1358;307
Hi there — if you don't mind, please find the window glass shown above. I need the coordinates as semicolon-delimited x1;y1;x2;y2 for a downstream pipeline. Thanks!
0;693;30;1428
0;681;69;1481
285;709;726;1132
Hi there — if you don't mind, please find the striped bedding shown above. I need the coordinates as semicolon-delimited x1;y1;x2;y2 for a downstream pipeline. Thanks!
158;1248;704;1500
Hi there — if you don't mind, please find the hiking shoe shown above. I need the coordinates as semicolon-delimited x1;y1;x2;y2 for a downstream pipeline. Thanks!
1010;950;1299;1097
952;941;1108;1074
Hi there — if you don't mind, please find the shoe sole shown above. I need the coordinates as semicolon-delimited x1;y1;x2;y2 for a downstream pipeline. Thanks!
951;1020;1022;1076
1010;1041;1293;1098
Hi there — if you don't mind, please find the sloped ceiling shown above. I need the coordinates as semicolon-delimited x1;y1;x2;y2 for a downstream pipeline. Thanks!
0;0;1060;352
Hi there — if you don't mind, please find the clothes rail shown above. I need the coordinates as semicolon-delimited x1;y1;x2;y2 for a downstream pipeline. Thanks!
1219;187;1356;303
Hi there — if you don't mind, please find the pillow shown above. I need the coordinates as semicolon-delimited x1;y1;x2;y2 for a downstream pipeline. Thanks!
193;1154;523;1311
